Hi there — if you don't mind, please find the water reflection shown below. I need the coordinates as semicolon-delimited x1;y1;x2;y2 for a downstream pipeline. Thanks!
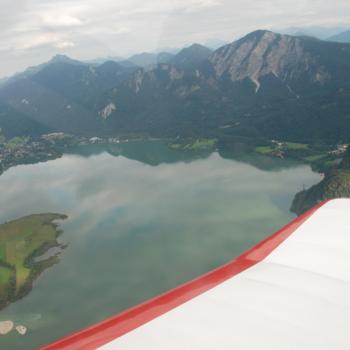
0;142;321;349
67;140;212;166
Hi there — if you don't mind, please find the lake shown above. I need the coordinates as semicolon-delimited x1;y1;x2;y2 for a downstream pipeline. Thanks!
0;141;321;349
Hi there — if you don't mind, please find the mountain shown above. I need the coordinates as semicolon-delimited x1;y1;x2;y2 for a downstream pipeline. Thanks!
0;77;8;87
281;26;347;40
127;52;174;67
206;30;350;141
1;30;350;142
0;58;137;136
114;60;139;68
209;30;332;90
169;44;212;69
127;53;157;67
86;56;125;65
2;55;86;88
0;102;51;137
48;54;83;66
86;57;139;69
101;30;350;140
157;52;175;64
327;30;350;43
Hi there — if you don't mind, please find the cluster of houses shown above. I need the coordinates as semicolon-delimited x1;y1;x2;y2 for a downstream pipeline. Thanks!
0;131;126;174
329;144;349;155
0;136;60;173
88;136;123;144
41;133;123;145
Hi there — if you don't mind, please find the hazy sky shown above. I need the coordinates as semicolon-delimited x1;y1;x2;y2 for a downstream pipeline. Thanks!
1;0;350;77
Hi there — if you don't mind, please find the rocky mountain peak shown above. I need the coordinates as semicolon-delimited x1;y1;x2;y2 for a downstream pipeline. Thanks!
209;30;329;91
49;54;83;66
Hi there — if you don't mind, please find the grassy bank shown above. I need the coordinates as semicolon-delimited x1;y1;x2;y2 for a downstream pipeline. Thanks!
169;138;217;152
0;213;67;310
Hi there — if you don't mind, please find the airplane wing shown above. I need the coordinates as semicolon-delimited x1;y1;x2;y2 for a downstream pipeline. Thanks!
41;199;350;350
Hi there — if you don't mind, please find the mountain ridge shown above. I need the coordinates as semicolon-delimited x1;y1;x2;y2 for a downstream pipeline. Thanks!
1;30;350;142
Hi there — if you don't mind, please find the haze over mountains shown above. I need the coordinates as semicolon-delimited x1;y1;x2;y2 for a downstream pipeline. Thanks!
327;30;350;43
1;30;350;143
86;46;212;68
283;26;350;42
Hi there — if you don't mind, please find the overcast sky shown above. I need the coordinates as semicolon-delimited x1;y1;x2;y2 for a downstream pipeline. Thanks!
1;0;350;77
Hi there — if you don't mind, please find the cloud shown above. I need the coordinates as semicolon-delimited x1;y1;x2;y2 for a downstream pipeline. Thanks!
13;32;75;51
16;33;61;50
41;15;83;28
183;0;223;13
114;27;131;35
54;40;75;49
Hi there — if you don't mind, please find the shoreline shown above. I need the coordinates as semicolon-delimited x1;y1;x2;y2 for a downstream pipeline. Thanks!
0;214;68;311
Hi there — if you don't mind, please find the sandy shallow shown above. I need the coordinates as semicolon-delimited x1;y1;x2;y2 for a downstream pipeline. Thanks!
0;320;14;335
15;325;27;335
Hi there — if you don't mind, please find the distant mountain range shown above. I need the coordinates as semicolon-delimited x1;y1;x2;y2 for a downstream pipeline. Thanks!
85;46;211;68
1;30;350;143
0;77;8;87
127;52;173;67
327;30;350;43
282;26;349;40
282;26;350;43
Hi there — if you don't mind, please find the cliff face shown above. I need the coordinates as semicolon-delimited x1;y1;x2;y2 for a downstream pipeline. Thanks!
209;30;330;91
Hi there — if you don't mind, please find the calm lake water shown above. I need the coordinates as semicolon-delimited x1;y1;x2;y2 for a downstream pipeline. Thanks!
0;141;321;349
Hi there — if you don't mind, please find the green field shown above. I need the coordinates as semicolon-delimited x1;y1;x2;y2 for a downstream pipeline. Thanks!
304;154;327;162
0;266;12;286
0;213;67;308
170;139;217;151
255;146;274;154
283;142;309;150
255;142;309;155
5;136;30;150
0;244;5;260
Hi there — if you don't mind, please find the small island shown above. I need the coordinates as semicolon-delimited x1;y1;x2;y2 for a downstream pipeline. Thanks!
0;213;67;310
